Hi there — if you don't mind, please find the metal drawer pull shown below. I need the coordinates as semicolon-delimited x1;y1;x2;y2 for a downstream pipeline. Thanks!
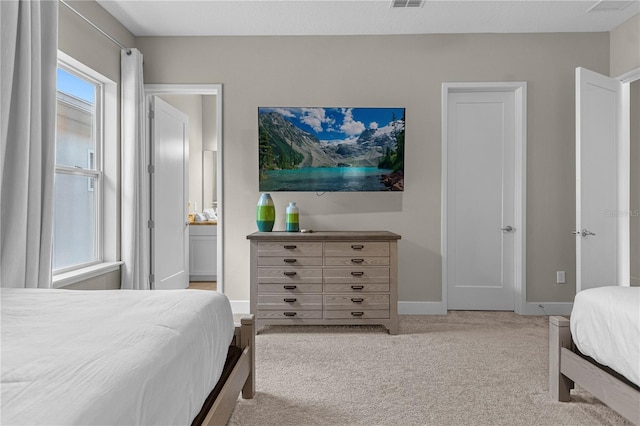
283;312;297;317
350;271;364;276
351;244;364;250
283;285;297;290
283;258;297;263
283;271;297;276
284;245;297;250
284;298;297;303
351;259;364;264
351;312;364;317
351;298;364;303
351;285;364;290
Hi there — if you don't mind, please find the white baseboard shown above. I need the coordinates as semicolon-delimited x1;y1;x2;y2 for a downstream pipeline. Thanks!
398;301;447;315
524;302;573;316
230;300;250;315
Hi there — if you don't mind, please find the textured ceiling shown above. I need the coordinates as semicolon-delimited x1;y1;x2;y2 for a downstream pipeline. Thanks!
96;0;640;37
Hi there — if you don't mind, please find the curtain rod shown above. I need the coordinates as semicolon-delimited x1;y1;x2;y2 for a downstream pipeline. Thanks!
60;0;132;56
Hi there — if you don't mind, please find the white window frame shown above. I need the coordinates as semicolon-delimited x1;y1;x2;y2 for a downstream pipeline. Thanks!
53;52;119;287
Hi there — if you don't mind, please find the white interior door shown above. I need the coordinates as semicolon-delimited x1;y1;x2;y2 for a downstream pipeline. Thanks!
150;96;189;290
575;67;623;292
445;89;521;310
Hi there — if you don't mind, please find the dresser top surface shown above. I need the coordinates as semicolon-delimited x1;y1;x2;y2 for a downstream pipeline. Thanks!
247;231;401;241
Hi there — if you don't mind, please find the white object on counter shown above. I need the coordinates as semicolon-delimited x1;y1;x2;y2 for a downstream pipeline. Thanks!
203;208;217;220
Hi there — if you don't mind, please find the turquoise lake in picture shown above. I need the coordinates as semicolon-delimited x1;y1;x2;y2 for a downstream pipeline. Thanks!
259;167;392;192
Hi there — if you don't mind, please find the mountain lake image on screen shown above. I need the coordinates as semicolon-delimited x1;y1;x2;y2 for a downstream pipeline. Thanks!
258;107;405;192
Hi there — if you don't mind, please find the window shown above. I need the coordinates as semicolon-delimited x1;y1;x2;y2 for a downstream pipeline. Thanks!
53;53;117;282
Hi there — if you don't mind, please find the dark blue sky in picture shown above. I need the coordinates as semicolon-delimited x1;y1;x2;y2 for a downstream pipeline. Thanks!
57;68;95;104
259;107;404;144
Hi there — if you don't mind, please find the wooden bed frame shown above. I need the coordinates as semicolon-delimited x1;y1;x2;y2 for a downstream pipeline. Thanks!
549;316;640;425
201;315;255;426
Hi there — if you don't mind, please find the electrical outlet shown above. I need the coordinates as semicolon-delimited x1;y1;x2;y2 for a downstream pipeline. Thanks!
556;271;566;284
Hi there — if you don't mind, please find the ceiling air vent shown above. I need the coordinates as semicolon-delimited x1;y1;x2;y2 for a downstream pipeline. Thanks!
587;1;634;12
391;0;425;8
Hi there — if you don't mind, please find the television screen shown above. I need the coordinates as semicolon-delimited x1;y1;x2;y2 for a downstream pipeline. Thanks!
258;107;405;192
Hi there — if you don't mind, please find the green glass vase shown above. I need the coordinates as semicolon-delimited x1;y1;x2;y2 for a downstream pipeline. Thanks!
256;193;275;232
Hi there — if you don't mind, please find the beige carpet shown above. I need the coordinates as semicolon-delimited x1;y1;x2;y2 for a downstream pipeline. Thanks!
228;312;633;426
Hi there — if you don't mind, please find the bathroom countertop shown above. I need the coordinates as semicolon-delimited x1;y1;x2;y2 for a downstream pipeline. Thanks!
189;220;217;225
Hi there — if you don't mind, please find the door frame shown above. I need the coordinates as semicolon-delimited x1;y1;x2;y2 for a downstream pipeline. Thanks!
144;84;225;293
616;67;640;286
441;82;527;314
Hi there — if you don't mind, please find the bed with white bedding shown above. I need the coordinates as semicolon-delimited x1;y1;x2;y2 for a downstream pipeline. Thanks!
0;288;254;426
570;286;640;386
549;286;640;424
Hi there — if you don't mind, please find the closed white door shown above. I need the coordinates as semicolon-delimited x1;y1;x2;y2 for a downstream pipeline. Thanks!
575;67;622;292
445;89;520;310
150;96;189;290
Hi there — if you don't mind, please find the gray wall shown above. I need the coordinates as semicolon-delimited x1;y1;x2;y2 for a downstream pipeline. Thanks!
57;1;638;298
137;33;611;303
610;14;640;77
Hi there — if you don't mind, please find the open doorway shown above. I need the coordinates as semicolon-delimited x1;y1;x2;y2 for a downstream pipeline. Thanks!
144;85;224;293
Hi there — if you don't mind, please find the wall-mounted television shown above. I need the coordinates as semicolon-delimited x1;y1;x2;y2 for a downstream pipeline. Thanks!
258;107;405;192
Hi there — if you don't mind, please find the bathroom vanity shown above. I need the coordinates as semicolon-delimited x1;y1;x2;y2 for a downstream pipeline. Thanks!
189;223;217;281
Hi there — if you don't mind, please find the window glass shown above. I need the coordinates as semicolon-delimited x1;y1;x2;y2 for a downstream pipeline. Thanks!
53;174;97;270
55;68;96;169
53;66;100;272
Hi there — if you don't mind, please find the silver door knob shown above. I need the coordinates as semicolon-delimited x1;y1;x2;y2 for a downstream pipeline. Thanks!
501;225;514;232
581;229;595;237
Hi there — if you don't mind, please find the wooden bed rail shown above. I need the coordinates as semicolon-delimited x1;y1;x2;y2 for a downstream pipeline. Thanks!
549;315;640;425
203;314;255;426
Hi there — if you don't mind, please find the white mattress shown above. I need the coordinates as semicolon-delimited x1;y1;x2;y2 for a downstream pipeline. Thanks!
570;286;640;387
1;288;234;425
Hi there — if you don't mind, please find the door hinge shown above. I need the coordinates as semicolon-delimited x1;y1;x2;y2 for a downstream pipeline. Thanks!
149;274;154;284
149;109;154;119
148;164;155;173
148;220;154;229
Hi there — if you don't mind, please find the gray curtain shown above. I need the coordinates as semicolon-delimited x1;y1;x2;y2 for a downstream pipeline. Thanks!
0;0;58;288
120;49;149;290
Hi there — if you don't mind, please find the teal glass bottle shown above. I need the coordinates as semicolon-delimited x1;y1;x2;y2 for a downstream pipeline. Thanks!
286;202;299;232
256;193;275;232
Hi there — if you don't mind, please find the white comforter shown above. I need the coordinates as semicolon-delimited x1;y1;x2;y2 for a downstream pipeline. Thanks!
570;286;640;386
1;288;234;425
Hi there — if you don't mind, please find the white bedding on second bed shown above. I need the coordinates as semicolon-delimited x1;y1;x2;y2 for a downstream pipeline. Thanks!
570;286;640;387
1;288;234;425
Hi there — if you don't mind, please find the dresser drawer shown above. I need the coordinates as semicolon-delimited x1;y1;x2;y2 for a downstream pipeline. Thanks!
258;283;323;294
324;256;389;266
324;283;390;293
324;242;389;257
258;256;323;267
324;294;389;310
258;241;323;257
257;268;322;284
258;294;323;310
323;267;389;284
324;310;390;319
257;310;323;319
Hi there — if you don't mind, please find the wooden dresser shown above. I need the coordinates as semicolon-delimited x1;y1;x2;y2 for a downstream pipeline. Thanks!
247;231;401;334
